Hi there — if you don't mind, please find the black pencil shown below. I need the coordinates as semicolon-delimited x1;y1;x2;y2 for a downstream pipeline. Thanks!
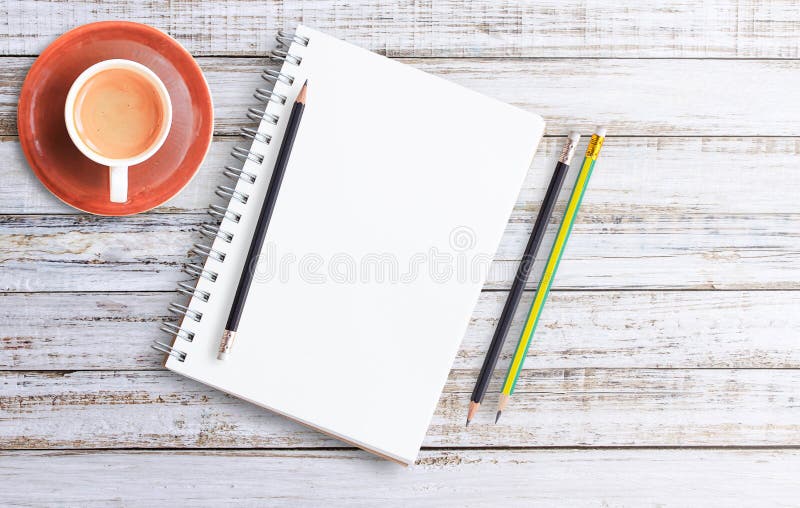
217;80;308;360
466;132;579;426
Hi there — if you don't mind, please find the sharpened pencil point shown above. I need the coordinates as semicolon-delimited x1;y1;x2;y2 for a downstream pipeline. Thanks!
466;401;479;428
496;393;510;423
297;80;308;104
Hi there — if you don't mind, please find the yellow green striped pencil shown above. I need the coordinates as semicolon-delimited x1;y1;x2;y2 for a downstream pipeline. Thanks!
495;127;606;423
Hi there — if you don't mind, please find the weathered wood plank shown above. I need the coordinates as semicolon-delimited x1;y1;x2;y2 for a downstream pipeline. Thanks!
4;134;800;292
2;369;799;448
1;449;799;506
2;208;798;292
5;136;800;216
0;215;196;292
3;290;800;371
3;0;800;58
5;57;800;136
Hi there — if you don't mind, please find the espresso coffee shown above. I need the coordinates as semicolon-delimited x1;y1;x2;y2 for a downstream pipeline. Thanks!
72;67;167;160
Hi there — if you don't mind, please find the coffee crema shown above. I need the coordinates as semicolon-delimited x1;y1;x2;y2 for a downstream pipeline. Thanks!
73;67;167;160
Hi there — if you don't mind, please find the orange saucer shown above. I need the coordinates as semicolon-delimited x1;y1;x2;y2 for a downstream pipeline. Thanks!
18;21;214;215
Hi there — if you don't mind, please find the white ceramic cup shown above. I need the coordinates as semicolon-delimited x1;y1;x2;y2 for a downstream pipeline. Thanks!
64;59;172;203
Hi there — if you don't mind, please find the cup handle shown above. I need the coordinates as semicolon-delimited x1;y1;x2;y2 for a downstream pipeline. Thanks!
109;166;128;203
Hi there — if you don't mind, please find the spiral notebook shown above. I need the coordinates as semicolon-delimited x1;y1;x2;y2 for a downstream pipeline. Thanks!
155;25;545;465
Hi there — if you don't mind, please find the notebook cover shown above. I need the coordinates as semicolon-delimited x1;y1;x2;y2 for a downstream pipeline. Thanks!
165;25;545;465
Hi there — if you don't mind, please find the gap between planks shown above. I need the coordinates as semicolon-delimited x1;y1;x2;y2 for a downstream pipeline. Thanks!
3;445;800;451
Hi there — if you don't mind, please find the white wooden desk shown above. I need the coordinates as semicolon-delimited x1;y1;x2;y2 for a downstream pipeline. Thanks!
2;2;799;505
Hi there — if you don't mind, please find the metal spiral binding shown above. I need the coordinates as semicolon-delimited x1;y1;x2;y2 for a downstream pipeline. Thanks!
161;322;195;342
231;146;265;164
215;185;249;204
262;69;295;87
169;303;203;322
224;166;257;184
208;204;241;223
240;127;272;145
152;341;187;361
270;48;302;65
156;29;307;363
254;88;287;106
192;243;226;263
177;281;211;301
275;30;310;49
200;223;234;243
246;107;280;125
184;263;218;282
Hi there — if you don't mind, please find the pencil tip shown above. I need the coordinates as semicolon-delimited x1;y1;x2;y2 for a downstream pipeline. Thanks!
495;411;502;424
466;401;479;427
297;81;308;104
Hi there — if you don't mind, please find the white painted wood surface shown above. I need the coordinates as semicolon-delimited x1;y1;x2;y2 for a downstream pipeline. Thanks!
4;290;800;370
3;368;800;448
3;0;800;58
4;57;800;136
1;450;798;507
2;1;800;505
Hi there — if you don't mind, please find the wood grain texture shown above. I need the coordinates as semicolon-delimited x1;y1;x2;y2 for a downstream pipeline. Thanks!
2;369;800;448
5;136;800;215
2;210;798;292
3;0;800;58
3;290;800;371
4;137;800;292
5;58;800;136
3;0;800;500
1;449;798;507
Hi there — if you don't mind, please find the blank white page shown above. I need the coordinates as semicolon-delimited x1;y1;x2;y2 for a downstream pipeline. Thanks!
167;25;544;465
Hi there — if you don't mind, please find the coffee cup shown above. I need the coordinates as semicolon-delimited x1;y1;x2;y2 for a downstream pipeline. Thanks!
64;59;172;203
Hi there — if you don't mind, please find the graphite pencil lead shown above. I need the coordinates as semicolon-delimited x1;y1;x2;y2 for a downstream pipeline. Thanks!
495;411;502;424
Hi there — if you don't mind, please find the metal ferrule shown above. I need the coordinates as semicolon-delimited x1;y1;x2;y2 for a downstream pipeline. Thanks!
589;135;604;159
217;330;237;360
558;136;580;165
585;135;600;158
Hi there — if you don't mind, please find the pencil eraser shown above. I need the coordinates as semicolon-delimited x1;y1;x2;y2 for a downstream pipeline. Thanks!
568;131;580;143
596;127;607;138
